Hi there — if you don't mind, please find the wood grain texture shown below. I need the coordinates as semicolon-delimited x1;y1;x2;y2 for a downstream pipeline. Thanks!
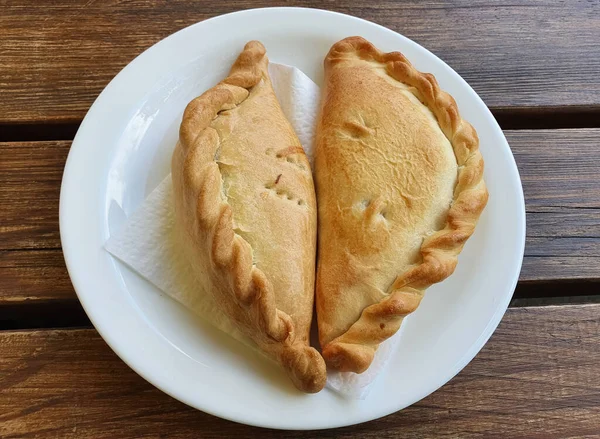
1;129;599;304
1;0;599;124
0;250;71;304
0;304;599;438
0;141;69;250
506;130;600;282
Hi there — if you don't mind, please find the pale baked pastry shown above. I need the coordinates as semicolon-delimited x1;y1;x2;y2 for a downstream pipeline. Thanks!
315;37;488;373
171;41;326;393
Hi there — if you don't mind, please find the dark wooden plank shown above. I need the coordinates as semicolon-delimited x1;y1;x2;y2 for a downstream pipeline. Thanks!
1;0;599;125
0;249;91;329
506;129;600;282
0;304;598;438
0;250;71;304
0;141;69;250
509;131;600;209
1;129;599;305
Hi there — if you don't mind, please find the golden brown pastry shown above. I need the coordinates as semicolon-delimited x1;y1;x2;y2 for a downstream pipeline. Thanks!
315;37;488;373
171;41;326;393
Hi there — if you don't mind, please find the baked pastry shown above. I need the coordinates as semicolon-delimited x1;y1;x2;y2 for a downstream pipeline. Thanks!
171;41;326;393
315;37;488;373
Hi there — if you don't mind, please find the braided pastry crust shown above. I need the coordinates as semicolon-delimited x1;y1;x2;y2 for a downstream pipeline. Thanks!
172;41;326;392
316;37;488;373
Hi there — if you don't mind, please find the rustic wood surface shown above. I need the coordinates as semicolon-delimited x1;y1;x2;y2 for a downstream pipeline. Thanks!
511;129;600;283
0;250;71;304
1;304;598;438
0;141;68;250
1;0;599;125
2;130;599;307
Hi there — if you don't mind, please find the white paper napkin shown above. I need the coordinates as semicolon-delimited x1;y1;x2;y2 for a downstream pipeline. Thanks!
105;63;400;399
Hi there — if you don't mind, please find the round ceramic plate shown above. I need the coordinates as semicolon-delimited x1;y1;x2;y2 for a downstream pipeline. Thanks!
60;7;525;430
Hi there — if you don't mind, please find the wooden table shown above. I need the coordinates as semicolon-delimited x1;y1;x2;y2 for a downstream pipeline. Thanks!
1;1;599;437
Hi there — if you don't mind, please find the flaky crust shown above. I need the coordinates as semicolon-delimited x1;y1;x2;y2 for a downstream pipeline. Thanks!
172;41;326;392
316;37;488;373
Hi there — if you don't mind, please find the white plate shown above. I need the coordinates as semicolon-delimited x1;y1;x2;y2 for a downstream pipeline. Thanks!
60;7;525;430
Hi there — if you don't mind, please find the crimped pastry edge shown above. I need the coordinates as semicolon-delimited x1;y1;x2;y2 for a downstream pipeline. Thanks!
321;37;489;373
174;41;326;393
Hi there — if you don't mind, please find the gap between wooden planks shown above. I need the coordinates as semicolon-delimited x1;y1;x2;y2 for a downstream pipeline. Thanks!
1;0;600;124
0;304;599;438
1;129;599;310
